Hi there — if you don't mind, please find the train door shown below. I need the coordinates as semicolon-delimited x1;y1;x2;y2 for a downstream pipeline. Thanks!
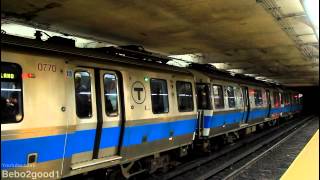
241;86;250;123
195;83;211;137
289;92;293;114
97;70;122;159
71;67;122;167
266;89;271;118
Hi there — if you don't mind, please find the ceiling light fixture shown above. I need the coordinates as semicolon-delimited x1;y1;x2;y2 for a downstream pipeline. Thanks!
304;0;319;37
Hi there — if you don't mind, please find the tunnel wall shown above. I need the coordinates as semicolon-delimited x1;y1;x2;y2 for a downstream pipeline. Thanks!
293;86;319;115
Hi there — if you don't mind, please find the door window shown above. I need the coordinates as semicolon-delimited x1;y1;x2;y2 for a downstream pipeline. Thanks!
74;71;92;118
103;73;118;116
196;83;212;109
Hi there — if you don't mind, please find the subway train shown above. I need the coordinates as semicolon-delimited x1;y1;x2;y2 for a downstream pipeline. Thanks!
1;34;303;179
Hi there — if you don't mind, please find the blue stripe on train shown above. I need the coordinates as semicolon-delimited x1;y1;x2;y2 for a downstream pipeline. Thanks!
248;108;269;120
122;119;197;147
271;105;301;114
1;134;66;169
64;127;121;157
1;118;196;169
203;111;244;128
204;108;268;129
204;106;298;129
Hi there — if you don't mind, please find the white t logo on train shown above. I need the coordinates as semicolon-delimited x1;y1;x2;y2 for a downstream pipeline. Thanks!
131;81;146;104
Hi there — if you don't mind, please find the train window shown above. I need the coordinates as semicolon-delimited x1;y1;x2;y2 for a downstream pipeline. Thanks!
226;86;236;108
1;62;23;124
283;93;286;104
74;71;92;118
288;93;292;104
104;73;118;116
280;93;284;104
296;94;299;104
292;95;296;104
212;85;224;109
150;79;169;114
286;93;290;104
176;81;194;112
273;91;280;107
293;94;298;104
254;89;263;106
298;94;303;104
196;83;212;110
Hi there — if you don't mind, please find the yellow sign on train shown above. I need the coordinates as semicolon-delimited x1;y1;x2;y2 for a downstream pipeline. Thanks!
1;73;15;79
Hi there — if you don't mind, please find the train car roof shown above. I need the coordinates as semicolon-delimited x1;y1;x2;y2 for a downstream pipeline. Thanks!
188;63;278;88
0;34;302;94
1;34;191;75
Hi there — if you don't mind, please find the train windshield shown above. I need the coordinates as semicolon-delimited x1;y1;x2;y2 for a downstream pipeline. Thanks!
1;62;23;123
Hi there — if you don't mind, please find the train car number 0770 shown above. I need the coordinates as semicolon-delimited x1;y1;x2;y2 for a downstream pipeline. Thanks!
38;63;57;72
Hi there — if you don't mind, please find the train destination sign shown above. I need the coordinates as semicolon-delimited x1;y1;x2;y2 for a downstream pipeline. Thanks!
1;73;15;79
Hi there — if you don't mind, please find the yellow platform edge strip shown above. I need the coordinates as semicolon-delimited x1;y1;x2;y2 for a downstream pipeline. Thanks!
281;129;319;180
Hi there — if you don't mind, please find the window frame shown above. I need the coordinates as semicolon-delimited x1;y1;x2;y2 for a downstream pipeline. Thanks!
74;70;93;119
212;84;225;109
150;78;169;114
103;73;119;117
176;81;194;112
1;62;24;124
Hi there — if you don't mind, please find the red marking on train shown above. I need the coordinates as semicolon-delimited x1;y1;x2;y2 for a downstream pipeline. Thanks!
22;73;35;79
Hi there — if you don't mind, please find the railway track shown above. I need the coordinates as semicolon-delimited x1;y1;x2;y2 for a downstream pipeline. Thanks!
219;116;315;180
149;115;314;180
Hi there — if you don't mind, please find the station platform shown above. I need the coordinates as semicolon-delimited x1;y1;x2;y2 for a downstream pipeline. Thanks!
233;116;319;180
281;129;319;180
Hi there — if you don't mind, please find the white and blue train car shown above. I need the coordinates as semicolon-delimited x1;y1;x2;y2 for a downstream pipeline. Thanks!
191;69;302;142
1;34;303;179
1;35;197;178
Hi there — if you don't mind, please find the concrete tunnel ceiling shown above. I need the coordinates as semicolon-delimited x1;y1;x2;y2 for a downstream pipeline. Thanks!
1;0;319;86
